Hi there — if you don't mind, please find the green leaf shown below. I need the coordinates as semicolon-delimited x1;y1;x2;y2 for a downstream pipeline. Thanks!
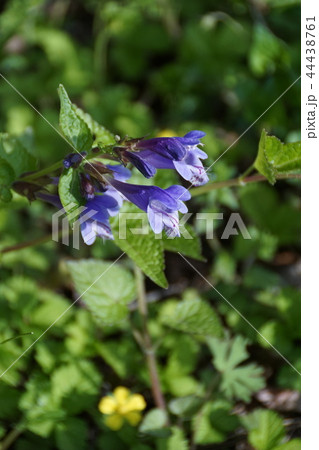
0;133;37;177
163;298;223;337
97;338;143;379
192;400;239;445
242;409;285;450
19;374;64;437
254;130;301;184
166;426;188;450
208;336;265;402
163;224;204;261
58;167;85;225
273;439;301;450
31;291;70;328
249;25;289;76
0;157;15;184
51;360;101;407
55;418;88;450
239;183;300;245
139;408;170;437
58;84;93;152
0;186;13;203
73;105;116;147
163;334;203;397
0;384;21;419
67;259;136;325
169;395;203;418
110;203;168;288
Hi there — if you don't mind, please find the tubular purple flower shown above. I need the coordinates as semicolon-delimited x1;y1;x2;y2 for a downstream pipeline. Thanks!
109;179;191;237
120;150;156;178
80;187;123;245
105;164;132;182
35;192;62;208
122;131;209;186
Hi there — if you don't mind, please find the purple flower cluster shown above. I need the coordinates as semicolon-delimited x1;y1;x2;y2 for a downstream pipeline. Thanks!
120;131;208;186
43;131;208;245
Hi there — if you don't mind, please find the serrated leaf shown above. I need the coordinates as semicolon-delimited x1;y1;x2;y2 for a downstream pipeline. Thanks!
73;105;116;147
163;298;223;337
110;203;168;288
67;259;136;325
243;409;285;450
192;400;238;445
163;224;204;261
19;373;64;437
139;408;169;437
58;167;85;225
51;360;101;401
221;364;265;402
166;426;188;450
207;335;249;370
0;133;37;177
254;130;301;184
58;84;93;152
208;336;265;401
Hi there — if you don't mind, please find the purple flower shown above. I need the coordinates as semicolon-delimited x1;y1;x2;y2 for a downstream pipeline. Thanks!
63;152;87;169
109;179;191;237
80;187;123;245
105;164;132;181
35;192;62;208
122;131;209;186
120;150;156;179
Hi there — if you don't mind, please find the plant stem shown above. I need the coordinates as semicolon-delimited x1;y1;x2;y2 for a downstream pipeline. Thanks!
0;428;23;450
19;161;63;182
0;234;53;254
0;229;67;255
238;163;255;180
18;150;107;183
134;265;167;412
190;172;301;197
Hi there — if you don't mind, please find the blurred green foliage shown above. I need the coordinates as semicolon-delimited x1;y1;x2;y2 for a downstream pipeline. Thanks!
0;0;300;448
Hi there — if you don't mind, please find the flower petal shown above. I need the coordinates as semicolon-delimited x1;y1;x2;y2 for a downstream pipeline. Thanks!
99;396;117;415
127;394;147;411
106;164;132;181
105;413;124;430
183;130;206;139
147;205;164;234
122;151;156;178
165;185;191;202
124;411;142;426
113;386;130;405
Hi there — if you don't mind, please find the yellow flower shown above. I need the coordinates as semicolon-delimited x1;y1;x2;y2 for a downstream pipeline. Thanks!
98;386;146;431
156;129;176;138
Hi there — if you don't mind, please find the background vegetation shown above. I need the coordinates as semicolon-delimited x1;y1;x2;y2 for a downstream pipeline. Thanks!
0;0;300;449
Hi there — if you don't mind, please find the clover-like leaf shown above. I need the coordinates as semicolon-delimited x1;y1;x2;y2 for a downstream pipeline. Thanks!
208;336;265;402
